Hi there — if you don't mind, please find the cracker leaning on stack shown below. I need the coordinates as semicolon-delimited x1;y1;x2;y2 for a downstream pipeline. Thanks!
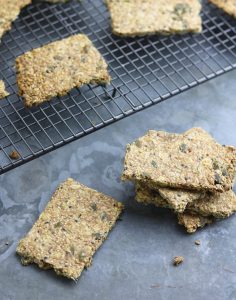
122;128;236;233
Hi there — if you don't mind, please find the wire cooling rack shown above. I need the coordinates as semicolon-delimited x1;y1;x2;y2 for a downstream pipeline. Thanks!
0;0;235;174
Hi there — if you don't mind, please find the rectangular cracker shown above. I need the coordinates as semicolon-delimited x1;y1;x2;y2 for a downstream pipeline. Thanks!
105;0;202;37
0;0;31;41
0;80;9;99
177;213;213;233
16;34;111;107
122;128;236;193
16;178;123;280
209;0;236;19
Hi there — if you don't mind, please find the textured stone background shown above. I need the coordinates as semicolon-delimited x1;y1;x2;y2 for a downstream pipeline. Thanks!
0;70;236;300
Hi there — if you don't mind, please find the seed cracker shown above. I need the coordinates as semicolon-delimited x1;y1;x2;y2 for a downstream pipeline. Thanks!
177;212;214;233
0;80;9;99
188;190;236;219
16;34;111;107
105;0;202;37
16;178;123;280
122;128;236;193
0;0;31;42
209;0;236;19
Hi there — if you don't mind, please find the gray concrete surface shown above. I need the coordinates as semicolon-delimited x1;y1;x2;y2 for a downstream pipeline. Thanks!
0;70;236;300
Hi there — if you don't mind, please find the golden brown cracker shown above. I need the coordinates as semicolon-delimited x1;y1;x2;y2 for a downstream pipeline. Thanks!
16;34;110;107
16;178;123;280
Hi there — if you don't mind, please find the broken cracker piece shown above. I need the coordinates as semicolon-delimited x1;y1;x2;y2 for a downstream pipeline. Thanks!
0;80;9;99
0;0;31;42
122;128;236;193
158;187;204;213
209;0;236;19
16;34;110;107
106;0;202;37
188;190;236;219
177;213;213;233
16;178;123;280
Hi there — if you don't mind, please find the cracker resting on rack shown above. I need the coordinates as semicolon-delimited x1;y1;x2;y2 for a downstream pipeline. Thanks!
0;80;9;99
16;178;123;280
0;0;32;41
106;0;202;37
16;34;111;107
209;0;236;19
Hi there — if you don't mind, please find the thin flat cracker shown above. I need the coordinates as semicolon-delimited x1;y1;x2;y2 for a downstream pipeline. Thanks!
0;80;9;99
177;213;213;233
16;178;123;280
122;128;236;193
16;34;110;107
188;190;236;219
105;0;202;37
0;0;31;41
209;0;236;19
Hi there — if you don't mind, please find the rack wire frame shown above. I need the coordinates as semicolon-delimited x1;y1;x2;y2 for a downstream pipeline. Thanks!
0;0;235;174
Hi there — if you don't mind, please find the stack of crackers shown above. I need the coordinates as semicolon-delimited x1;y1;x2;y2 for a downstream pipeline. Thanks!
122;128;236;233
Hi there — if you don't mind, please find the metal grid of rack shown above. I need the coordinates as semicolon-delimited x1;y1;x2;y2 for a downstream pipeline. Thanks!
0;0;235;174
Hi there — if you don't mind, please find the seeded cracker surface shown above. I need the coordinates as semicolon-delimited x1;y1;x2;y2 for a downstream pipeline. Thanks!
0;0;31;42
16;34;111;107
122;128;236;193
105;0;202;37
0;80;9;99
209;0;236;19
16;178;123;280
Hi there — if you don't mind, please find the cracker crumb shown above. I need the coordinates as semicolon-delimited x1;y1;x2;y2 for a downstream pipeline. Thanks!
173;256;184;266
9;150;20;160
195;240;200;246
